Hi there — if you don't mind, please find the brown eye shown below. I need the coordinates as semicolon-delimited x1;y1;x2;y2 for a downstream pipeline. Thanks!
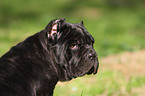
70;43;78;49
91;40;94;45
91;42;93;45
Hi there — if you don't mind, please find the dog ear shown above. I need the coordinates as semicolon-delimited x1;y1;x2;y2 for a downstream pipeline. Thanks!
80;21;84;26
45;18;65;42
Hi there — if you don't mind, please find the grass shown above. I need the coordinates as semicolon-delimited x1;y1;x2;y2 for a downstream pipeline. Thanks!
0;4;145;56
54;70;145;96
0;0;145;95
0;10;145;57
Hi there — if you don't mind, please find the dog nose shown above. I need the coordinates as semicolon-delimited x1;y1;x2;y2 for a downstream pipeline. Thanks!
87;53;96;60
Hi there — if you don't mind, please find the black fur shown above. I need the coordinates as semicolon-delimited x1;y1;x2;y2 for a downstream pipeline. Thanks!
0;19;99;96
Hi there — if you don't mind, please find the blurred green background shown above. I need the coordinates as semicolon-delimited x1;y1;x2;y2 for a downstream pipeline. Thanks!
0;0;145;96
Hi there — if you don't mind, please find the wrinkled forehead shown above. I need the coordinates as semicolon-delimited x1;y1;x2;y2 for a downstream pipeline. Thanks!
64;22;94;42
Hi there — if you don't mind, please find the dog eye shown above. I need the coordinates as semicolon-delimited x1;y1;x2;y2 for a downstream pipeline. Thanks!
90;40;94;45
90;42;93;45
70;43;78;49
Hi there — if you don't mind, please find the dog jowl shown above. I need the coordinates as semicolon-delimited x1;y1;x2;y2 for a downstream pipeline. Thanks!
0;19;99;96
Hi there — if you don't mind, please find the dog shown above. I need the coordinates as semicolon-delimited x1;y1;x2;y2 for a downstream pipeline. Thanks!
0;18;99;96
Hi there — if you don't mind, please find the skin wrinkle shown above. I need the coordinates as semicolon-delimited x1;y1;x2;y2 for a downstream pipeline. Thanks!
64;54;74;78
73;48;88;69
52;43;73;80
74;58;94;75
55;24;92;78
0;19;99;96
58;25;96;78
49;50;59;79
57;23;97;78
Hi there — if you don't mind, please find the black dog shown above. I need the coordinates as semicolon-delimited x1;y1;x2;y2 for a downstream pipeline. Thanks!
0;19;99;96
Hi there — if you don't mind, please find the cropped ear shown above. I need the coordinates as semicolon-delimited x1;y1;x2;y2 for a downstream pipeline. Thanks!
45;18;65;43
80;21;84;26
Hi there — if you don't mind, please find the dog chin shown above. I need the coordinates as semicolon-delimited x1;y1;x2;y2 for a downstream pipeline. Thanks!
87;66;95;75
87;65;98;75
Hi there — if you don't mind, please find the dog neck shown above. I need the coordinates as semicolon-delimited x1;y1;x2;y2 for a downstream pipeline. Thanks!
34;32;60;95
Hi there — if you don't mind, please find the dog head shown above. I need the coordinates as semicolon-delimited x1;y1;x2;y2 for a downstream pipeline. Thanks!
44;19;99;81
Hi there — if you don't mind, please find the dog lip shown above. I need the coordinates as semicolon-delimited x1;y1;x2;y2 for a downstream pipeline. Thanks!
87;62;99;75
87;66;95;75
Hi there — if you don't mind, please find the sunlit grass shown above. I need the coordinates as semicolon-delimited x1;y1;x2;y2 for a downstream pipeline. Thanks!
54;70;145;96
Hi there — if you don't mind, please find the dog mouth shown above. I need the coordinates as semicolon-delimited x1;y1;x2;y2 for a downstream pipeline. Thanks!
72;56;99;78
87;63;99;75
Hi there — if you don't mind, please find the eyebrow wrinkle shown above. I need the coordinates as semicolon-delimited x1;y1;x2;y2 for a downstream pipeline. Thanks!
76;25;94;44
